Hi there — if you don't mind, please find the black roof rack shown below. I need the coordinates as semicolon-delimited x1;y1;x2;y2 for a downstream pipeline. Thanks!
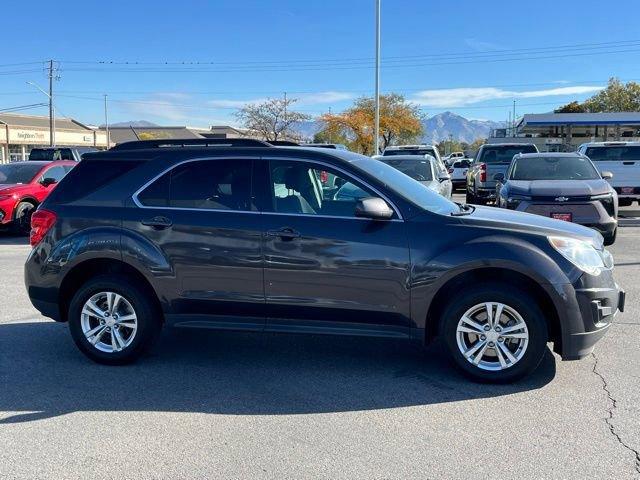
268;140;300;146
110;138;273;151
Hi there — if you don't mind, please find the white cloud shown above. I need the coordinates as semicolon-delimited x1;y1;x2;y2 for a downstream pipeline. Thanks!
208;91;354;109
410;86;604;108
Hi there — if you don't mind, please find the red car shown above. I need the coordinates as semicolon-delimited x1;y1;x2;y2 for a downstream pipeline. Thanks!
0;160;76;234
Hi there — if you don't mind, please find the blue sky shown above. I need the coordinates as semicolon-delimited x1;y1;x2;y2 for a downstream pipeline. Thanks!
2;0;639;126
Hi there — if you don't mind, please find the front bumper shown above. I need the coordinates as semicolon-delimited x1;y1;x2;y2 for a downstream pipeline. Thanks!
553;268;624;360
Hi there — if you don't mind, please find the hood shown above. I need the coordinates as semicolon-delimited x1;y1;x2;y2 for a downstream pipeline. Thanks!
507;179;611;197
459;205;603;246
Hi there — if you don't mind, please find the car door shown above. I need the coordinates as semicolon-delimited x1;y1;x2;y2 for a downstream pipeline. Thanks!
257;157;412;336
128;157;265;329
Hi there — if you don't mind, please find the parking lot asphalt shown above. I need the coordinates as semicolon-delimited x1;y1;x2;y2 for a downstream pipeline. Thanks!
1;220;639;479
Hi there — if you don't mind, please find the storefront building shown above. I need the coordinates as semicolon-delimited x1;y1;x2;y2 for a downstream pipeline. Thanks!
0;113;107;163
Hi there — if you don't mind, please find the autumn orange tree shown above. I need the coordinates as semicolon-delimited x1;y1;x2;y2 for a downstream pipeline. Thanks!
318;94;423;155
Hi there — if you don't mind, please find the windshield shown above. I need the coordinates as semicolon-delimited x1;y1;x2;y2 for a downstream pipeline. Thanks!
29;148;74;161
510;156;600;181
0;163;42;184
383;148;435;157
379;158;433;181
352;157;457;215
479;145;537;163
584;146;640;162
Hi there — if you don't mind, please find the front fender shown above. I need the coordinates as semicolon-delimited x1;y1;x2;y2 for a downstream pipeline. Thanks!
410;234;573;330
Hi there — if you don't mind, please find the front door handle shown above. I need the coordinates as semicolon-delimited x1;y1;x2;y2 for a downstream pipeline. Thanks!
141;216;173;229
266;227;300;240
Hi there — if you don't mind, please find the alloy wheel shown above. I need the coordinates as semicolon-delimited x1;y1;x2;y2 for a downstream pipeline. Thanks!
455;302;529;371
80;292;138;353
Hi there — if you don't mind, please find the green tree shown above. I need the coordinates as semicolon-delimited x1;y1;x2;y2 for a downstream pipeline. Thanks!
554;101;586;113
583;78;640;112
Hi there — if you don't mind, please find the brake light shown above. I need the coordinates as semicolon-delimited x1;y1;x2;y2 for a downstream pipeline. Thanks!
30;209;57;247
479;163;487;182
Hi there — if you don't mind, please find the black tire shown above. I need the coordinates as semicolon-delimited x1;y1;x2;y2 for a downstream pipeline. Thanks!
441;283;548;383
11;201;36;235
603;228;617;246
465;191;477;204
68;274;162;365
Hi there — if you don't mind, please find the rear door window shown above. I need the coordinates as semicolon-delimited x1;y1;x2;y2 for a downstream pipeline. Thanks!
41;165;67;182
137;159;254;211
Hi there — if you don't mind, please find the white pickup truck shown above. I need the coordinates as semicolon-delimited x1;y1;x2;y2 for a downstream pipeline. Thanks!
578;142;640;206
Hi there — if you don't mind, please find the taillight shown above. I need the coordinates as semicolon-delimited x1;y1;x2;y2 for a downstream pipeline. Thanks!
479;163;487;182
30;209;57;247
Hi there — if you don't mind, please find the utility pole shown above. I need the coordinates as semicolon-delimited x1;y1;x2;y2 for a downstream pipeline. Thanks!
283;92;287;140
104;94;110;149
374;0;381;155
328;107;333;143
48;60;55;146
512;100;516;137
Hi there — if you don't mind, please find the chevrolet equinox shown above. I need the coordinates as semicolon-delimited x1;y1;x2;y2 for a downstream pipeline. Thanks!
24;139;625;383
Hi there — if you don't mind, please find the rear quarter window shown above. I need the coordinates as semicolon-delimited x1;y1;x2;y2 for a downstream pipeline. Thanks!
45;160;142;204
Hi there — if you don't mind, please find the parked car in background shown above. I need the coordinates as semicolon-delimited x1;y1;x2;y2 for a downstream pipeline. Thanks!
303;143;349;150
0;160;76;234
466;143;538;205
371;154;452;199
578;141;640;206
449;159;472;190
28;146;98;162
495;153;618;245
382;144;442;162
25;139;624;383
443;151;465;167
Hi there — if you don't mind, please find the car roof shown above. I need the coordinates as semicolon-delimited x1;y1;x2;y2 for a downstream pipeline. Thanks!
515;152;584;159
376;154;435;161
580;141;640;146
481;143;536;147
384;144;435;149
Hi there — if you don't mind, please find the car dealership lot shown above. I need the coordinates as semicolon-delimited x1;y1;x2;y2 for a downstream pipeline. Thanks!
0;229;638;479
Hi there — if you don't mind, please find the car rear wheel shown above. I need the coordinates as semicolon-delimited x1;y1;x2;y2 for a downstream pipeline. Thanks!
12;201;36;235
441;284;548;383
68;274;161;365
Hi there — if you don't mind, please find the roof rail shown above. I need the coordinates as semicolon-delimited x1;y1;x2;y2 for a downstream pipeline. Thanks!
268;140;300;146
110;138;273;151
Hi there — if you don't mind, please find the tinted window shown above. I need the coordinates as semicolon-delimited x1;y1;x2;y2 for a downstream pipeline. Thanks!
28;148;74;161
46;160;142;204
139;159;253;211
584;146;640;161
41;165;67;182
269;160;378;217
380;158;433;181
383;148;435;157
510;156;600;181
479;145;537;163
0;163;42;184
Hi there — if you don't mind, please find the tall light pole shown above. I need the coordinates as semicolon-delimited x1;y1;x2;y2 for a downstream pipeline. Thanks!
104;94;110;149
27;79;55;146
374;0;381;155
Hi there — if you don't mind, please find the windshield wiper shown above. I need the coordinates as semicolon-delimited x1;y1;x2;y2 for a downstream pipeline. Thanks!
451;202;475;216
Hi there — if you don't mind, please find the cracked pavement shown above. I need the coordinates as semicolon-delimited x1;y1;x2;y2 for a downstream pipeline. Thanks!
0;229;639;479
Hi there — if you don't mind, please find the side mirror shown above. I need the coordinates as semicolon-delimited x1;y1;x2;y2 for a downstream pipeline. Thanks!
438;175;450;183
355;197;394;220
40;177;58;187
601;171;613;180
493;173;505;182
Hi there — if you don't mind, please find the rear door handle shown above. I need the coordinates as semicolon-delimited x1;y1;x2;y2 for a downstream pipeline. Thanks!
266;227;300;240
141;216;173;229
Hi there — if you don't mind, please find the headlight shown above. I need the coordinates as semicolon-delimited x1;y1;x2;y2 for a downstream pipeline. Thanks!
590;192;613;200
548;236;613;275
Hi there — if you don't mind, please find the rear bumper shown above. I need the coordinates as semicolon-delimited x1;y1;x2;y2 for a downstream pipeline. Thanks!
552;269;623;360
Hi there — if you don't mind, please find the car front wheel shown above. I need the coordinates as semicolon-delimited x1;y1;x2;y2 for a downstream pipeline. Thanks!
68;274;161;365
441;284;548;383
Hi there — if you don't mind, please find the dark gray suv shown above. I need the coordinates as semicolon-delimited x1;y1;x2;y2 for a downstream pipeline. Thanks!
24;139;624;383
